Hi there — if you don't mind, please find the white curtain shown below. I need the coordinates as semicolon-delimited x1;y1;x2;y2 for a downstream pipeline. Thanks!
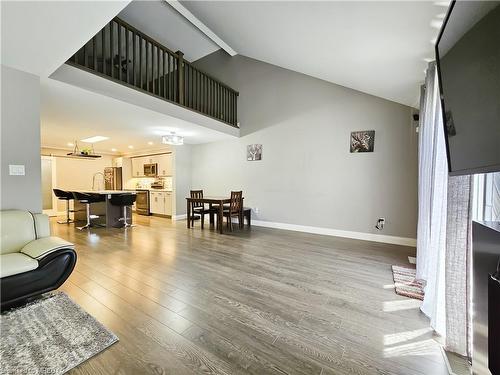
416;62;473;357
445;175;472;357
416;62;448;335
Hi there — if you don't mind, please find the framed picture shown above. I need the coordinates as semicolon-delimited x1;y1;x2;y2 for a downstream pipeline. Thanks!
350;130;375;153
247;144;262;161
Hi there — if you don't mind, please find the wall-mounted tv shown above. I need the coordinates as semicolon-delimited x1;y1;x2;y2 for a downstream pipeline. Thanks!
435;1;500;176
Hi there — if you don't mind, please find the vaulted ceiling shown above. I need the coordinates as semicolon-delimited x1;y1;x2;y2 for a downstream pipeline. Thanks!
1;0;130;77
118;0;219;62
180;1;449;107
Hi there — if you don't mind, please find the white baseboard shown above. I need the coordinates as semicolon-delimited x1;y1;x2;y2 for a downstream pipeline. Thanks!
170;214;416;247
250;219;417;247
173;214;187;221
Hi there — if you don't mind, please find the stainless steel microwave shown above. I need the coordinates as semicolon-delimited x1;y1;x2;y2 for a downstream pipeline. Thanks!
143;163;157;177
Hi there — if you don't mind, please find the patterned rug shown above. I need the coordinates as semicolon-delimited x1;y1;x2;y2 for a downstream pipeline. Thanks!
1;292;118;375
391;265;425;300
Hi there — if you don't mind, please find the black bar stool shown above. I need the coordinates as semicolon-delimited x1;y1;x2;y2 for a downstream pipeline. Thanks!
72;192;105;230
53;189;74;224
109;194;137;228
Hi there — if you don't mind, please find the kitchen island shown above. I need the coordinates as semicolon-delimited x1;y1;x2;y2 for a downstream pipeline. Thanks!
73;190;137;228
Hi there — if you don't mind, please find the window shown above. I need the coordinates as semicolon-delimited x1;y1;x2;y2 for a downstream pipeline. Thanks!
473;172;500;221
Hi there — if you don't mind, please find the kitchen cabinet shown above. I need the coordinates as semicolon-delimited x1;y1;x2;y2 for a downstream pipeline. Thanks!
144;155;158;165
157;153;172;176
131;157;144;177
164;191;172;215
149;191;172;216
131;153;172;177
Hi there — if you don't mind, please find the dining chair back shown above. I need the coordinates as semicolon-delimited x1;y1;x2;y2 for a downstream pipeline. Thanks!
190;190;204;209
229;191;243;215
190;190;206;228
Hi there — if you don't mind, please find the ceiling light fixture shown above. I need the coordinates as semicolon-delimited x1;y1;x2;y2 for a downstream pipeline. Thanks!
81;136;109;143
148;141;154;145
111;148;117;152
161;132;184;145
128;145;134;149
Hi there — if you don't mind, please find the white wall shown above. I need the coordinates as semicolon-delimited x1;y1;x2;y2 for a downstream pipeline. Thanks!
1;65;42;212
173;145;192;216
192;52;418;241
41;148;114;212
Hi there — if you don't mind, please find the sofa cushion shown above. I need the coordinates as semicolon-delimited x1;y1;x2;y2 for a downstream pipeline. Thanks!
33;213;50;239
0;211;37;255
21;237;74;260
0;253;38;278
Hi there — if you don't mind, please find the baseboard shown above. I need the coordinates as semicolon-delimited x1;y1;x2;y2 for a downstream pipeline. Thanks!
250;219;417;247
176;214;416;246
173;214;187;221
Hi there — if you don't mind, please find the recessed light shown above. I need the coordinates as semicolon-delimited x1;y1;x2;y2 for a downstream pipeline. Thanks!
111;148;117;152
128;145;134;149
67;142;74;147
81;136;109;143
148;141;154;145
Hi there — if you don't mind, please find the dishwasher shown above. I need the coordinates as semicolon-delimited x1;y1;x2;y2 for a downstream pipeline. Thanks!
135;189;150;215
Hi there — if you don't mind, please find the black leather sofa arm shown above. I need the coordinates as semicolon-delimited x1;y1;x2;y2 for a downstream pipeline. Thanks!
1;247;77;311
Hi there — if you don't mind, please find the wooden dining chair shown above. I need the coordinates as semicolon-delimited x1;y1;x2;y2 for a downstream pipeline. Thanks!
223;191;243;231
190;190;216;229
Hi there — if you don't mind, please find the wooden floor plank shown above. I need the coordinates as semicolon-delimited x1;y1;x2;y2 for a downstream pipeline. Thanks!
48;215;447;375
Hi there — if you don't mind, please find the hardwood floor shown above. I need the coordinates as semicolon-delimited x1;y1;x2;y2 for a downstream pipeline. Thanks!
51;215;448;375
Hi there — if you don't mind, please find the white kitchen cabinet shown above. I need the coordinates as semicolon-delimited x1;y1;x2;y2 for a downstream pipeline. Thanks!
149;191;172;216
144;155;158;165
157;153;172;176
131;154;172;177
149;191;164;214
164;191;172;215
131;157;144;177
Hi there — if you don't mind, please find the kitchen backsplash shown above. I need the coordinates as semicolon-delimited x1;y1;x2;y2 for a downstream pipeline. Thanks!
124;176;172;190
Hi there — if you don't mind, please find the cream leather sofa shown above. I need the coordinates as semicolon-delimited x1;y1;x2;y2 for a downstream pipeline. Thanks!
0;210;76;310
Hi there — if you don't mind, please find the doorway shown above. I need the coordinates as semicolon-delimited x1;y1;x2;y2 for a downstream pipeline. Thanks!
41;156;57;216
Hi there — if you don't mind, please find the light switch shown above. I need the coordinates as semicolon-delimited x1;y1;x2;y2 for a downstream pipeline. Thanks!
9;165;25;176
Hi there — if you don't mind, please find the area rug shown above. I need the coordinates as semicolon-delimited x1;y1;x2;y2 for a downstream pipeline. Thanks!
391;265;425;301
1;292;118;375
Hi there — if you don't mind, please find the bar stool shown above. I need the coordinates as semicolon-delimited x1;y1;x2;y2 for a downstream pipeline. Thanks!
72;192;105;230
53;189;74;224
109;194;137;228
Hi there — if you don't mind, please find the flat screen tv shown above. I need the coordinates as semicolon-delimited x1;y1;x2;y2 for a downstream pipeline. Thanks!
435;1;500;176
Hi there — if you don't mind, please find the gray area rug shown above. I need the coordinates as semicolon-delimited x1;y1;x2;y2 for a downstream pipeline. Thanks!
1;292;118;374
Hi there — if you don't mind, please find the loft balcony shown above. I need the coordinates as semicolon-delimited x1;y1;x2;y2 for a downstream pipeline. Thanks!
67;17;239;128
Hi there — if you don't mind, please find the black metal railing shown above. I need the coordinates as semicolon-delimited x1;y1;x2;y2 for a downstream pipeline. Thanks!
68;17;239;127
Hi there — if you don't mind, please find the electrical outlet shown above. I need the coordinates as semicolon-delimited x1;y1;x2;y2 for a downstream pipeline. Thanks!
375;217;385;230
254;207;259;214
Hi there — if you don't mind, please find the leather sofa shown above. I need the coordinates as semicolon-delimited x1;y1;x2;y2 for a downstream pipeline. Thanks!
0;210;77;310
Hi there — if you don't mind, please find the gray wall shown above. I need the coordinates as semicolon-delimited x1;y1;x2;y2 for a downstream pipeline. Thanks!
1;65;42;212
192;51;418;239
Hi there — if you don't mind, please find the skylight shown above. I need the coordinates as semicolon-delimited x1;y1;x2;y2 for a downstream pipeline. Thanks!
80;136;109;143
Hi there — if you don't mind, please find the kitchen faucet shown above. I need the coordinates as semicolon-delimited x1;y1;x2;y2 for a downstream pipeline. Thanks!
92;172;105;191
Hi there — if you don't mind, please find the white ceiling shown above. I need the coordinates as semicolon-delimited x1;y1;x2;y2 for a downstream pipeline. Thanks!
181;1;450;107
119;0;219;62
1;0;130;77
41;78;234;154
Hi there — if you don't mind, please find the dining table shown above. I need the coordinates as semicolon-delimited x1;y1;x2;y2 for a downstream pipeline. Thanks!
186;196;243;234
